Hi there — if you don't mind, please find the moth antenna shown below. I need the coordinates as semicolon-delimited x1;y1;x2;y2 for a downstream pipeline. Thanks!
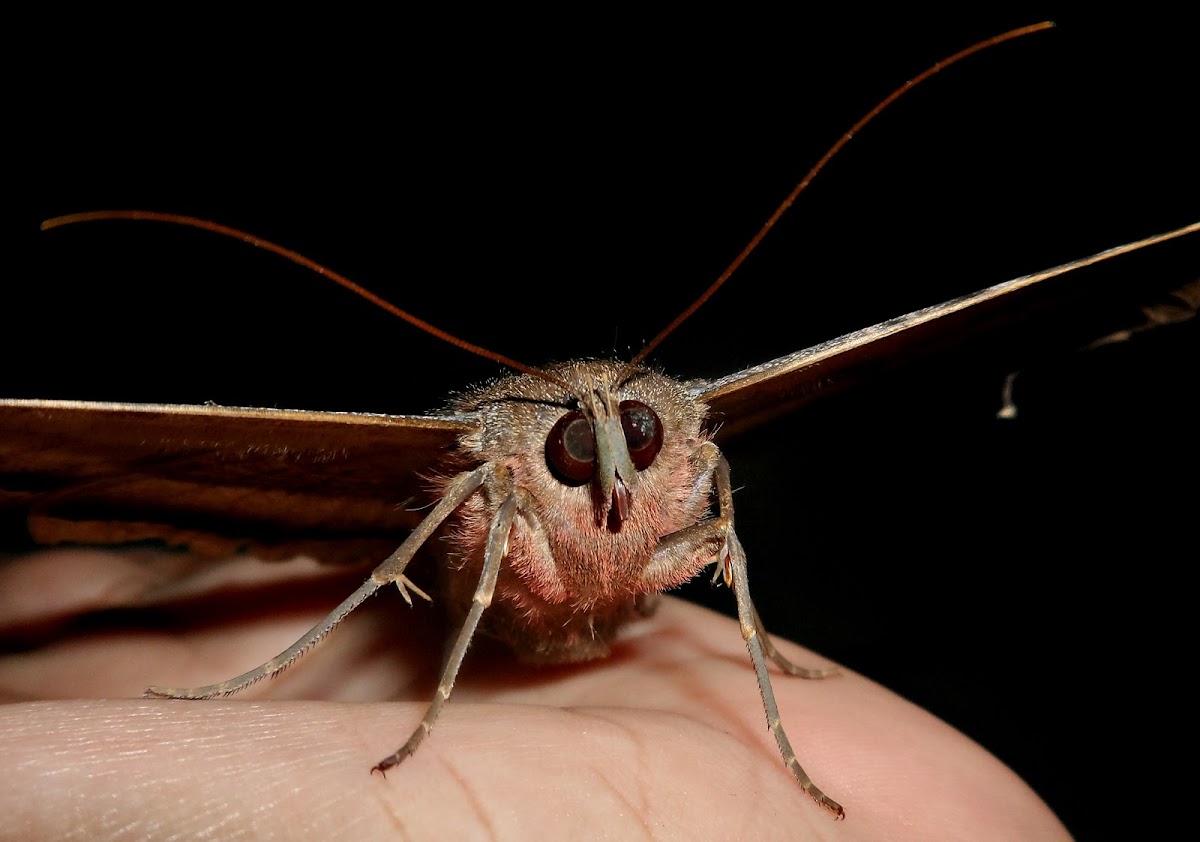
40;210;574;391
618;21;1056;384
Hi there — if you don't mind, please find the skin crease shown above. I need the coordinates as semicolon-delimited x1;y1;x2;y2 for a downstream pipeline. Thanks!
0;548;1068;841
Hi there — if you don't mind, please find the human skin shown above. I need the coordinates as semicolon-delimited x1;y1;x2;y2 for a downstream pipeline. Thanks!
0;549;1068;841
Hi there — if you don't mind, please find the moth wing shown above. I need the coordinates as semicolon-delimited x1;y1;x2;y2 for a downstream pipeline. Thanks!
0;399;473;564
696;246;1199;439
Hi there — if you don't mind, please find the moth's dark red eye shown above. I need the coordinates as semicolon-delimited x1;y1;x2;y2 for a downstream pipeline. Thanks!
619;400;663;471
546;410;595;485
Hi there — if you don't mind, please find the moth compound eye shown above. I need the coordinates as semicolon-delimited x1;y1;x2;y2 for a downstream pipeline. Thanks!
546;410;595;484
619;400;663;471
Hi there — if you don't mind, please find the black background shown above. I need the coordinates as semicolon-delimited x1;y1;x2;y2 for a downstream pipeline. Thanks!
8;10;1197;838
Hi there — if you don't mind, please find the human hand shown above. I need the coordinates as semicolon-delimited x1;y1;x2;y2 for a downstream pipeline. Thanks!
1;548;1067;840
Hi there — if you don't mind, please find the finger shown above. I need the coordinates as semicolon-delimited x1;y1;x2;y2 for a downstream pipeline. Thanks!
2;682;1065;841
1;698;836;839
0;549;359;635
0;577;441;702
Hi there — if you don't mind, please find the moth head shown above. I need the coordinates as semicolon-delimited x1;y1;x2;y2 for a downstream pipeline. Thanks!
544;383;664;532
460;360;701;541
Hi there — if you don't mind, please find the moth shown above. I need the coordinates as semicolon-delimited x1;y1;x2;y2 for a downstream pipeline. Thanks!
4;18;1195;830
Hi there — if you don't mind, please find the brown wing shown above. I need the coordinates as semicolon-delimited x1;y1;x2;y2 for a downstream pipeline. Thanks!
696;226;1200;439
0;399;473;564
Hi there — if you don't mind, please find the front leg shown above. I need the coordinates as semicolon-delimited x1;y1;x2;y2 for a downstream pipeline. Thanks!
146;466;489;700
373;488;525;773
644;444;845;819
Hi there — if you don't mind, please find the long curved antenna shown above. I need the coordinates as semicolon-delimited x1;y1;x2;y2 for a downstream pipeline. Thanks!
41;210;572;391
619;21;1055;381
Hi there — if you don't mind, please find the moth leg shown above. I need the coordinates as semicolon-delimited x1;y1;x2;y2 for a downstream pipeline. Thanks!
695;447;835;676
146;466;488;700
751;603;838;680
372;491;520;774
713;455;845;820
394;575;432;607
638;441;727;587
